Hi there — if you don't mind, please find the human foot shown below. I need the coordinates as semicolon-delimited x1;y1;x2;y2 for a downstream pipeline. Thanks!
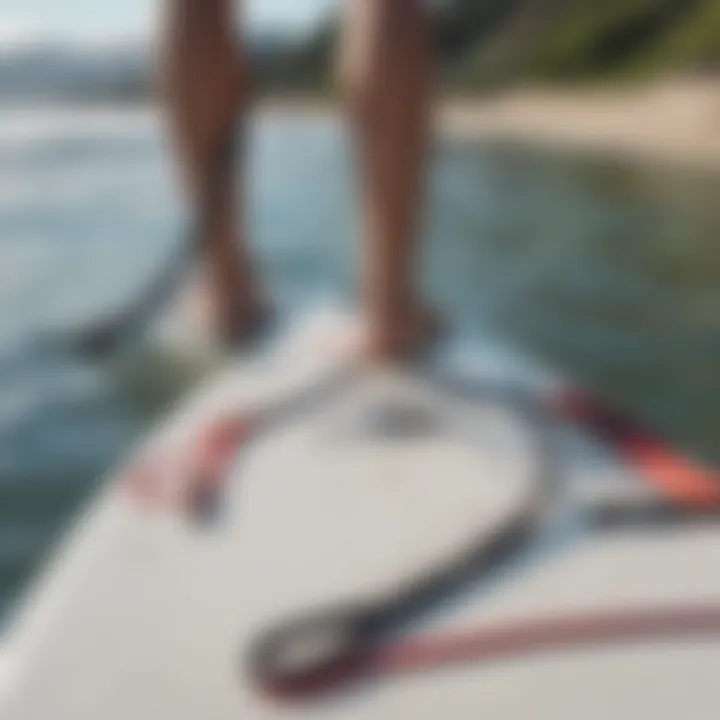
363;302;445;363
182;268;270;349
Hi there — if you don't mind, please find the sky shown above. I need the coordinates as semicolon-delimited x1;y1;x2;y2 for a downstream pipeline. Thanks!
0;0;338;44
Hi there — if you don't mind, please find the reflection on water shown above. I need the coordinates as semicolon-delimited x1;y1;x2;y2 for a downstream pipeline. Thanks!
0;108;718;626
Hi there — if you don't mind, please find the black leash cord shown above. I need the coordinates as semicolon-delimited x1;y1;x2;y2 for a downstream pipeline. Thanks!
243;381;720;701
246;391;557;699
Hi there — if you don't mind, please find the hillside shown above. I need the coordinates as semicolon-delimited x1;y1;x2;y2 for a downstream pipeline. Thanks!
1;1;718;104
274;0;720;93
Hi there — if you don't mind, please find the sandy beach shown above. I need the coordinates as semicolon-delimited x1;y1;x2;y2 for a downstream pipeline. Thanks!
441;78;720;169
266;78;720;170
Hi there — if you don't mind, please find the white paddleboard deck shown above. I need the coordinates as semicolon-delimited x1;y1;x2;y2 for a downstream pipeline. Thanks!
2;311;719;719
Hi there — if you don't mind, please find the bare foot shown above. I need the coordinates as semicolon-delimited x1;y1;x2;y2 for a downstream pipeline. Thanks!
278;304;444;367
182;268;270;348
363;303;445;363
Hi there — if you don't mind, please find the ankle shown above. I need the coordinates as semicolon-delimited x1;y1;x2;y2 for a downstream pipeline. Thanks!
363;300;442;362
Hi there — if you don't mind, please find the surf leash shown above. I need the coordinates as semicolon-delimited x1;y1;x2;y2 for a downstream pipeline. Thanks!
241;380;720;701
242;378;558;699
125;364;720;701
250;602;720;701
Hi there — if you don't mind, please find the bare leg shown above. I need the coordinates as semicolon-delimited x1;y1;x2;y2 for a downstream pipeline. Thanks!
340;0;440;360
159;0;264;344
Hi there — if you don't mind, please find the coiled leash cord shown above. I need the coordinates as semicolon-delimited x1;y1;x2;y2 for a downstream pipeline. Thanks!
242;385;720;701
244;382;558;699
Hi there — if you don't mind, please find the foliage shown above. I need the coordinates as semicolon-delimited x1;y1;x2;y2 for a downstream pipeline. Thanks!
260;0;720;94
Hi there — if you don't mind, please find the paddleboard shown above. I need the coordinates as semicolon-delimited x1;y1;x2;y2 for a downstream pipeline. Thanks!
1;308;719;719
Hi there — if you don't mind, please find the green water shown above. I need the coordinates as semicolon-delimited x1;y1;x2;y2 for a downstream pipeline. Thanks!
429;141;719;465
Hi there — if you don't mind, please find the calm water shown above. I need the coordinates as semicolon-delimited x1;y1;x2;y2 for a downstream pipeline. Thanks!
0;106;718;626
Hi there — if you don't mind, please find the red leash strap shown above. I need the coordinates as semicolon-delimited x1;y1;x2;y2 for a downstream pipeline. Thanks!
121;360;355;515
379;603;720;673
256;603;720;701
121;413;257;514
179;413;257;515
553;389;720;509
122;455;166;506
186;415;255;495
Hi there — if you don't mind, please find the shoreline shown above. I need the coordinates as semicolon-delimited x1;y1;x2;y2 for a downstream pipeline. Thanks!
262;78;720;172
4;77;720;172
441;79;720;172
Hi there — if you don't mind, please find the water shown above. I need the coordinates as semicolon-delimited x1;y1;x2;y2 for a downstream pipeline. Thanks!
0;106;718;627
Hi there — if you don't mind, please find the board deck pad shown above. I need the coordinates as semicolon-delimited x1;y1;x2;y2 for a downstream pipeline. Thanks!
2;311;720;719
